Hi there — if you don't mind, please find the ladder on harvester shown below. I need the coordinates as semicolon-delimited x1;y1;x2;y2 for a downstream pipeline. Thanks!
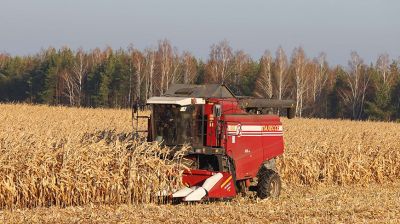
131;100;150;140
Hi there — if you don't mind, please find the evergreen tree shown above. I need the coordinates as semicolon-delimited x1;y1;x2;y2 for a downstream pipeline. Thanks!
328;67;347;118
365;68;393;120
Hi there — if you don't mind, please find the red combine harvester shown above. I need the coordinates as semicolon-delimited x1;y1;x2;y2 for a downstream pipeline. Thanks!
137;84;295;201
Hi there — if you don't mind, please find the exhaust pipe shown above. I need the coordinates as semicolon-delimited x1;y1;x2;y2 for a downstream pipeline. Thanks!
183;173;223;201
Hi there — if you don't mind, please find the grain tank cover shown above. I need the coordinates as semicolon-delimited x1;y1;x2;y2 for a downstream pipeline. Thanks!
164;84;235;98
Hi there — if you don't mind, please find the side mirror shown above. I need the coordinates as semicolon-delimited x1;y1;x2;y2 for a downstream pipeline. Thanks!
214;104;222;117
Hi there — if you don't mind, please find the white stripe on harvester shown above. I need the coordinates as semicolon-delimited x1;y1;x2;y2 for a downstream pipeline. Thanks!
240;126;263;131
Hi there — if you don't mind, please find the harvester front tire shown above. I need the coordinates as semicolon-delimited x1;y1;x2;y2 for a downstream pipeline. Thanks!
256;168;281;199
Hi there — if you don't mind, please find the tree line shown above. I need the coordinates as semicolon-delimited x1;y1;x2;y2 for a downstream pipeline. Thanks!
0;39;399;121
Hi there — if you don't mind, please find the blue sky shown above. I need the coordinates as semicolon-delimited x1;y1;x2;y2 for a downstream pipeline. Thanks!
0;0;399;65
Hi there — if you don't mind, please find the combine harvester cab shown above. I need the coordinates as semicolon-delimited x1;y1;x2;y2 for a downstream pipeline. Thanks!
143;84;295;202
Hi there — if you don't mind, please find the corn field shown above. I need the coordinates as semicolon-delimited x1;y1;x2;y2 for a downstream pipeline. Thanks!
0;104;186;209
0;103;399;210
279;118;400;185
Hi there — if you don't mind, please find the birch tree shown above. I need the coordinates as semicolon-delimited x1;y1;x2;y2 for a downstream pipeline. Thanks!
274;46;288;101
181;51;197;84
340;52;370;119
376;53;392;85
144;48;156;99
292;47;308;117
61;70;76;106
71;48;88;106
232;50;251;94
312;53;329;103
170;48;180;86
131;48;145;102
206;40;233;83
255;50;273;98
157;39;173;94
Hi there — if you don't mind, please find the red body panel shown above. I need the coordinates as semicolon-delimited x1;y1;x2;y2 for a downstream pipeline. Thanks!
205;98;246;147
223;115;284;180
182;169;236;199
203;99;284;181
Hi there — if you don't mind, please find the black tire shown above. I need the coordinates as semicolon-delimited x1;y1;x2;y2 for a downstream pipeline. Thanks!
256;167;281;199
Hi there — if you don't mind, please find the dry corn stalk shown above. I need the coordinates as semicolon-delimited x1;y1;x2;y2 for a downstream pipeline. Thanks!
0;104;185;209
278;118;400;185
1;103;400;209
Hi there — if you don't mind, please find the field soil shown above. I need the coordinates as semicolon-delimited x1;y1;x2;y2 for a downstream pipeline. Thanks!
1;104;399;223
2;183;399;223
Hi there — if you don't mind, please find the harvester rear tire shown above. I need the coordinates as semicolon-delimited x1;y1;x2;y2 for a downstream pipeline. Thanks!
256;168;281;199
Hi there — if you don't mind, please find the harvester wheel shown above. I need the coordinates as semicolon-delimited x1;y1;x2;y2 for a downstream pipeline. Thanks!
256;168;281;199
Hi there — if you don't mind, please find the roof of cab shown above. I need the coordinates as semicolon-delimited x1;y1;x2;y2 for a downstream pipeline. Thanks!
164;84;236;98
